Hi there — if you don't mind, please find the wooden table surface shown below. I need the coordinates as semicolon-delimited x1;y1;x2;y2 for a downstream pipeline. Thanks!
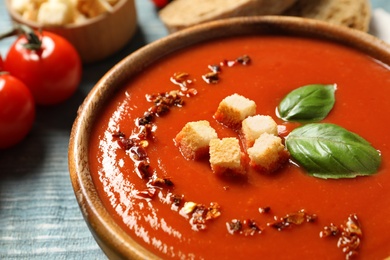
1;0;389;259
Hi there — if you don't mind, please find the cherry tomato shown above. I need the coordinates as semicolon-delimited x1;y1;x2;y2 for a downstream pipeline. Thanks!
0;74;35;149
0;54;3;71
4;30;82;105
152;0;171;8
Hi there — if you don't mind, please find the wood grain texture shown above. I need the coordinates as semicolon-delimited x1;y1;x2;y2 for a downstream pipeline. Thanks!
0;0;388;259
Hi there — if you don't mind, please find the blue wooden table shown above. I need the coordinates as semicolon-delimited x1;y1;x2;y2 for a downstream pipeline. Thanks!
0;0;389;259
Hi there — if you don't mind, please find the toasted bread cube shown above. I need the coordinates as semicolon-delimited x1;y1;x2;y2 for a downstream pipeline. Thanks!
209;137;245;176
77;0;112;18
214;93;256;129
72;9;88;24
175;120;218;160
242;115;278;148
21;2;40;21
37;0;74;25
11;0;29;14
247;133;290;173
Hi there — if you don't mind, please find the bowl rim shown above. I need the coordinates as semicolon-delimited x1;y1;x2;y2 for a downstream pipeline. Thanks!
5;0;130;29
68;15;390;259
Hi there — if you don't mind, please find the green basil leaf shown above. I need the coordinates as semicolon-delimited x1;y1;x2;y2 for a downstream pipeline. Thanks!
286;123;381;179
278;84;336;122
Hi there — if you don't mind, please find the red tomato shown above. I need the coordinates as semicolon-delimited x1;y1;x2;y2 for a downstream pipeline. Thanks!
4;30;82;105
0;74;35;149
152;0;170;8
0;54;3;71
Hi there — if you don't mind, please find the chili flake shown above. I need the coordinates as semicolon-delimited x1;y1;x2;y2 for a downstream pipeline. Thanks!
180;202;221;231
236;55;251;65
259;206;271;214
320;214;363;260
151;176;174;187
268;209;317;231
226;219;262;236
208;64;221;73
202;71;220;84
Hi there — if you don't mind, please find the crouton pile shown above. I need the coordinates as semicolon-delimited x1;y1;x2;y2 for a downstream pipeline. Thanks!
174;93;290;176
10;0;120;26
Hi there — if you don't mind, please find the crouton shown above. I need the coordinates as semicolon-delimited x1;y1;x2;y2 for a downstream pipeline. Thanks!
214;93;256;129
37;0;74;25
241;115;278;148
21;2;40;21
76;0;112;18
247;133;290;173
209;137;245;176
175;120;218;160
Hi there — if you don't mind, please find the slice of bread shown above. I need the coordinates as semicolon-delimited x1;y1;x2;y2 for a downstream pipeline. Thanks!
159;0;297;33
283;0;371;32
175;120;218;160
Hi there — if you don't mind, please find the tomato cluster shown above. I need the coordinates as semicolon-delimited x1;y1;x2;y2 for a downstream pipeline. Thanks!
151;0;171;9
0;27;82;149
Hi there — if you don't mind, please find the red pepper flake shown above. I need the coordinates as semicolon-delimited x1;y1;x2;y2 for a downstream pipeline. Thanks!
147;90;185;117
227;219;243;234
243;219;262;236
208;64;221;73
170;193;184;207
220;59;236;67
218;55;251;68
206;202;221;220
226;219;262;236
137;112;155;126
130;146;148;160
136;188;156;199
117;136;135;150
180;202;221;231
202;71;220;84
259;206;271;214
172;72;189;83
268;209;317;231
236;55;251;65
320;214;363;260
151;177;174;187
186;88;197;96
135;160;151;179
170;72;194;93
320;223;340;237
112;131;125;138
155;103;170;116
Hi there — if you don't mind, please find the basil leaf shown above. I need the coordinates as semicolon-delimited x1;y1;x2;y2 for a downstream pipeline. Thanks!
278;84;336;122
286;123;381;179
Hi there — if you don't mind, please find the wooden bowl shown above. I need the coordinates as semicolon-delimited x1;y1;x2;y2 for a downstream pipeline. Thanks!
5;0;137;63
68;16;390;259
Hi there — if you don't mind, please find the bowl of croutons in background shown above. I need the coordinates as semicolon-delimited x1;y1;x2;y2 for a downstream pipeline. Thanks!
5;0;137;63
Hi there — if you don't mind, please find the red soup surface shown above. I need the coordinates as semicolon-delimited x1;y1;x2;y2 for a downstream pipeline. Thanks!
89;36;390;259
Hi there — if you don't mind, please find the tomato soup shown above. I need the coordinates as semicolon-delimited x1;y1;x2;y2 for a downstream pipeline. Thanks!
89;36;390;259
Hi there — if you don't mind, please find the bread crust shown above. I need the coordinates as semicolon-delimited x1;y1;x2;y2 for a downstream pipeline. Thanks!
283;0;371;31
159;0;297;33
159;0;371;33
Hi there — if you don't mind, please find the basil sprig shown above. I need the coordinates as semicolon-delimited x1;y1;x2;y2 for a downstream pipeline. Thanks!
286;123;381;179
278;84;336;122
